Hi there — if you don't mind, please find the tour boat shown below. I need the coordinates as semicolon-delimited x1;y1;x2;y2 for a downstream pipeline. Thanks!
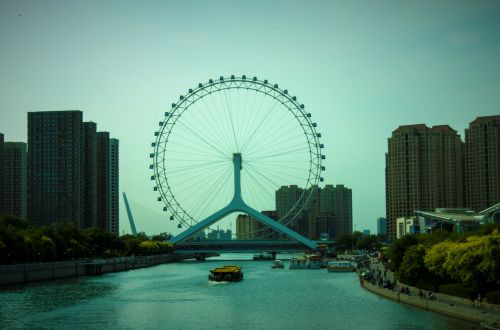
326;261;355;272
271;260;284;268
208;265;243;282
253;252;274;261
289;255;323;269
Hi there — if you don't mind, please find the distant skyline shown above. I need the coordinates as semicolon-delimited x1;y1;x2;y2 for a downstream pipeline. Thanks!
1;0;499;235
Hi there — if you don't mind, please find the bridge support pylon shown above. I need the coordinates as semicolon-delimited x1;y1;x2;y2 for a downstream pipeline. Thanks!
170;153;317;251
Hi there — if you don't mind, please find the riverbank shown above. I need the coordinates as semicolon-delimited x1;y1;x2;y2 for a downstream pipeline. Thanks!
359;269;500;329
361;279;500;327
0;253;215;286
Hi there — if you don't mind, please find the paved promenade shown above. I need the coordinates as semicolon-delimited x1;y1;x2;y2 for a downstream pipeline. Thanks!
361;258;500;329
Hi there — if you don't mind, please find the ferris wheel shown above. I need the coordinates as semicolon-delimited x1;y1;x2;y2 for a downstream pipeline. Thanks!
151;75;324;240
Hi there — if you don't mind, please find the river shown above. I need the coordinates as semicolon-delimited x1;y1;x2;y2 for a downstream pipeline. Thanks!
0;254;474;329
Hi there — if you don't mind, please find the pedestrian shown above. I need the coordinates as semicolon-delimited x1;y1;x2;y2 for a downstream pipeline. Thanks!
478;293;482;307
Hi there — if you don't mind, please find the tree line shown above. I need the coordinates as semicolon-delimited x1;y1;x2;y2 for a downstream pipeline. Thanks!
384;224;500;304
0;214;173;264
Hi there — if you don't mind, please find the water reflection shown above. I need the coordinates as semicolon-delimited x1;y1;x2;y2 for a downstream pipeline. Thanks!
0;278;117;326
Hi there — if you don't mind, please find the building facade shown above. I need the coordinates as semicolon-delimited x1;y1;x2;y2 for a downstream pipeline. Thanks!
2;142;27;219
276;185;303;234
96;132;110;231
27;111;119;233
0;133;3;214
235;211;280;240
376;217;387;236
465;116;500;212
274;184;350;240
28;111;83;226
82;122;97;228
109;138;119;235
329;184;352;236
385;124;463;242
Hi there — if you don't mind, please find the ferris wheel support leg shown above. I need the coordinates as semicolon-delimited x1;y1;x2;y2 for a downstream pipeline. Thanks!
169;205;236;244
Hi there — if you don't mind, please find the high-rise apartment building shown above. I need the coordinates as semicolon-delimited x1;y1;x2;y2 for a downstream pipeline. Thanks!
27;111;119;233
82;122;97;228
386;124;463;241
235;211;280;240
2;142;27;219
276;185;303;234
28;111;83;226
465;116;500;212
236;214;259;239
377;217;387;236
328;184;352;236
109;138;119;235
0;133;4;214
96;132;110;231
275;184;350;240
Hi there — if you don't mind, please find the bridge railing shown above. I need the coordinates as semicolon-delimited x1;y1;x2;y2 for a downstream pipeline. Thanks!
172;240;321;253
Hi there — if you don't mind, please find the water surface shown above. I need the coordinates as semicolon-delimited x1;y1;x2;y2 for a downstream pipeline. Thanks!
0;254;474;329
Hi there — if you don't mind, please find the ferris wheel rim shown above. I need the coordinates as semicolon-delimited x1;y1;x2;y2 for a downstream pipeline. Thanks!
152;75;323;234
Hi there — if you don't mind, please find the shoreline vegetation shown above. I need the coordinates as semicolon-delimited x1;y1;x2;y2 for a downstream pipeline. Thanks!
351;224;500;328
0;214;173;265
383;225;500;305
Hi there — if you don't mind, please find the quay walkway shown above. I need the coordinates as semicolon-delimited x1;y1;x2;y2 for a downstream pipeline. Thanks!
360;258;500;329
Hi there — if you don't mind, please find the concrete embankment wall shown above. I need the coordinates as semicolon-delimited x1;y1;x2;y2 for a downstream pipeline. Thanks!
361;280;500;325
0;254;198;286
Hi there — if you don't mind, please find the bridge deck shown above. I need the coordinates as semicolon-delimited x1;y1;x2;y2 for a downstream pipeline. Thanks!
172;240;332;253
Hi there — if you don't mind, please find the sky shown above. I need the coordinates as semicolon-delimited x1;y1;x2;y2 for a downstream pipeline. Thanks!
0;0;499;236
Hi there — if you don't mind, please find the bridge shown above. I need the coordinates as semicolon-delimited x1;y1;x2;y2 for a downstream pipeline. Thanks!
173;240;333;254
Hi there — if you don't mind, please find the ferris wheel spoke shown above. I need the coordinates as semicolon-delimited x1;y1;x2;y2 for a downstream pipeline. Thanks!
244;107;304;153
238;90;274;153
188;169;232;220
165;160;229;176
243;168;275;205
164;131;224;156
214;88;238;152
200;96;234;154
222;88;240;152
176;116;228;157
237;87;251;147
167;161;229;184
246;162;307;185
191;102;233;155
239;94;282;154
239;88;261;149
170;166;230;206
245;163;283;189
245;131;305;161
164;148;228;161
247;162;307;172
247;145;311;162
206;89;238;153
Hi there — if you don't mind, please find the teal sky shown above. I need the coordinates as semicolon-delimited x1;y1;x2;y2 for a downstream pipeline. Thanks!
1;0;499;235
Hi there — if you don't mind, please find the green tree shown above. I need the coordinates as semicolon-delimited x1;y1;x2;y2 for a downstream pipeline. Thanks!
398;244;427;286
385;234;418;272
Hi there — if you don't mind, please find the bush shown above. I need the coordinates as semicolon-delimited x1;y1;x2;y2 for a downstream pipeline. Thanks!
485;290;500;304
415;272;440;292
438;283;474;299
